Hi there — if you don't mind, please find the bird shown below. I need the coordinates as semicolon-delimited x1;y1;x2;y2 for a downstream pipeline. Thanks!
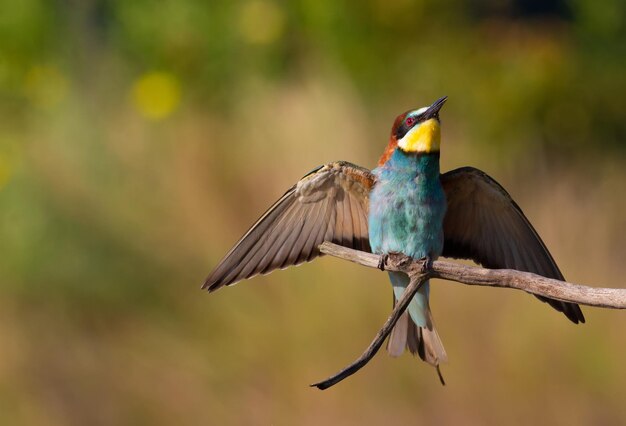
203;96;585;382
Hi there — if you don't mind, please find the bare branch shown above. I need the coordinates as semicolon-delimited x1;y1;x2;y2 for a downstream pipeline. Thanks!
319;242;626;309
311;242;625;390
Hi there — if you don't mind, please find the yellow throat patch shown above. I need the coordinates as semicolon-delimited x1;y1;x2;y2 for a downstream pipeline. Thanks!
397;118;441;153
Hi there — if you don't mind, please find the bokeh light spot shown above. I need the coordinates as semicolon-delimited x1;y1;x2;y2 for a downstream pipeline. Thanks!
131;71;181;120
238;0;285;45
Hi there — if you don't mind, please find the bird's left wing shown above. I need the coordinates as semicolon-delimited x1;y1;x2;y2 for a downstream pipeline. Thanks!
440;167;585;324
203;161;374;292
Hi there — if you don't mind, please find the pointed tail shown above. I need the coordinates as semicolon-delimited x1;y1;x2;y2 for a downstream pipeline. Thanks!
387;277;448;385
387;308;448;366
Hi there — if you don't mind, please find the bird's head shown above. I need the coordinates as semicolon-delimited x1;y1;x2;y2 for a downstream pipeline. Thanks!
378;96;447;166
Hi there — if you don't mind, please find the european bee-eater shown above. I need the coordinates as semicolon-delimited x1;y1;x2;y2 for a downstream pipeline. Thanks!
204;96;584;379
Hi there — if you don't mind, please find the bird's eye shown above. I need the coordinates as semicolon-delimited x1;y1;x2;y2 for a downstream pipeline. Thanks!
405;117;415;126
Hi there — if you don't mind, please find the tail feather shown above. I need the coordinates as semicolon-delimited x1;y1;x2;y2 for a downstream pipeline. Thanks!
387;296;448;367
386;272;447;383
387;311;409;357
416;322;448;365
417;306;447;365
390;272;430;328
386;270;447;384
406;316;420;354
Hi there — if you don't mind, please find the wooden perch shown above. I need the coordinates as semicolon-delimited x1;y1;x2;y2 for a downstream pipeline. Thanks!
311;242;626;390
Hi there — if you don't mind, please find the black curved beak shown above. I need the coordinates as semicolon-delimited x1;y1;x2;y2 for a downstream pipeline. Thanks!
422;96;447;120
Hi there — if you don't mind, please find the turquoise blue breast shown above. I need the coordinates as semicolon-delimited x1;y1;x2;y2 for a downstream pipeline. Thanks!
368;149;446;259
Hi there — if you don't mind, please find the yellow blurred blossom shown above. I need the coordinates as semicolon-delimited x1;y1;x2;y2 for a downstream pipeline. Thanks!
24;65;68;109
131;71;181;120
238;0;285;45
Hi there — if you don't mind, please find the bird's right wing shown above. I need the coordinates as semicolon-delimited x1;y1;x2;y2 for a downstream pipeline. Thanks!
203;161;375;292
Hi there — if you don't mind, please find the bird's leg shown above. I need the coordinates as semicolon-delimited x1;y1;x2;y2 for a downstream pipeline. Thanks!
379;251;409;271
420;255;434;273
377;254;389;271
378;252;415;272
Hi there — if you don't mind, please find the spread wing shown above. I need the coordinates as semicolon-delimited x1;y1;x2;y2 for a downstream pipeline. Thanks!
203;161;375;292
440;167;585;324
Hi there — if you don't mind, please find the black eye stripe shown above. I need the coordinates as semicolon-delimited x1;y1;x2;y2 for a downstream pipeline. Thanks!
395;107;440;140
395;113;422;139
395;123;410;139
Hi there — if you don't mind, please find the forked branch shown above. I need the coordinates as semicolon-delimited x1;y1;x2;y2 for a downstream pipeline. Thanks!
311;242;625;390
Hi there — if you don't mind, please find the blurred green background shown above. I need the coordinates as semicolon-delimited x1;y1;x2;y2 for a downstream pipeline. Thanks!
1;0;625;424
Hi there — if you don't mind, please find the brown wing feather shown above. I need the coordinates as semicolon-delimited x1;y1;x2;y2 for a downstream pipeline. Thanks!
203;161;374;292
440;167;585;324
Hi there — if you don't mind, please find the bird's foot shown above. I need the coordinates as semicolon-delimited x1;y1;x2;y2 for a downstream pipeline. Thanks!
420;256;434;273
378;254;389;271
379;252;410;271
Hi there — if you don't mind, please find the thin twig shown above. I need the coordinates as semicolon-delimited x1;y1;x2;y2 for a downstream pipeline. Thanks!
311;272;428;390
